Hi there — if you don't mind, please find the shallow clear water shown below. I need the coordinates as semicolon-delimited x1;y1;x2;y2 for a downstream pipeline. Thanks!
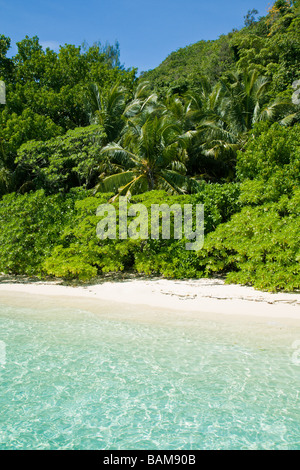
0;301;299;450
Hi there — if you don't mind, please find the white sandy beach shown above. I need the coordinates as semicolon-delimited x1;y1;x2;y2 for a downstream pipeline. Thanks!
0;277;299;324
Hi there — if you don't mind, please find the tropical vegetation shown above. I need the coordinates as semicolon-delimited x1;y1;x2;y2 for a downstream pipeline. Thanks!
0;0;299;291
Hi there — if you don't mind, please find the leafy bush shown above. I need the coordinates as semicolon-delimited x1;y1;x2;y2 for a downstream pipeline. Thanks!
15;125;107;193
42;193;134;281
197;189;300;291
194;123;300;292
0;183;243;282
237;123;300;189
0;189;87;275
42;185;241;280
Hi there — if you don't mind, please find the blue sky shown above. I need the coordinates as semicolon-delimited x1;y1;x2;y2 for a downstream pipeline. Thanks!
1;0;272;73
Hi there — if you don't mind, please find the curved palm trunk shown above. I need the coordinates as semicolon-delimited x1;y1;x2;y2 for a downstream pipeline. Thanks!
147;169;155;190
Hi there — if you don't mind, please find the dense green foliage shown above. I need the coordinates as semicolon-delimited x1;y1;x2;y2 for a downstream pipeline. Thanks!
140;35;236;95
199;191;300;291
15;125;107;193
0;189;81;275
0;1;299;291
0;184;240;280
196;123;300;291
0;36;136;194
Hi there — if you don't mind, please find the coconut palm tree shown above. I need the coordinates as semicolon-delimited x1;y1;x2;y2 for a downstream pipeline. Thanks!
195;69;295;160
123;81;159;119
95;112;196;200
86;81;127;143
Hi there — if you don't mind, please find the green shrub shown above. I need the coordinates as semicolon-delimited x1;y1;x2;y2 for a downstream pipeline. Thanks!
15;125;107;193
42;193;133;281
42;185;241;280
1;178;298;291
237;123;300;204
0;189;86;275
197;189;300;291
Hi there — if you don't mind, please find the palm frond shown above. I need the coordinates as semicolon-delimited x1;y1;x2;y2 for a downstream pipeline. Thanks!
158;170;190;194
95;170;136;194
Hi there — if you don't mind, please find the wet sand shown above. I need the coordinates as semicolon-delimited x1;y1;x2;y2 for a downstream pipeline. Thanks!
0;278;299;327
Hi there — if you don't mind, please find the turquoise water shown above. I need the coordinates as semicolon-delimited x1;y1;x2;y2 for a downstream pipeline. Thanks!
0;301;299;450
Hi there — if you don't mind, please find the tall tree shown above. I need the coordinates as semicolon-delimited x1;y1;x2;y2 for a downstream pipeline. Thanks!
196;69;295;160
96;112;194;199
86;82;127;143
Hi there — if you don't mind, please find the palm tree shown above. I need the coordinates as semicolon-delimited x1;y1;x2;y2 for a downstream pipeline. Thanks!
196;80;241;160
123;81;159;120
222;69;294;130
163;93;192;130
86;82;127;143
195;69;295;160
95;112;195;200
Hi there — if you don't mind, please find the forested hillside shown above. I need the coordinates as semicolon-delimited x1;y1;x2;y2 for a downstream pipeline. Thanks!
141;1;300;98
0;0;299;291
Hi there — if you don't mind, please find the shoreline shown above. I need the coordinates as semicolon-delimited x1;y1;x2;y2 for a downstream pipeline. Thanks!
0;277;300;325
